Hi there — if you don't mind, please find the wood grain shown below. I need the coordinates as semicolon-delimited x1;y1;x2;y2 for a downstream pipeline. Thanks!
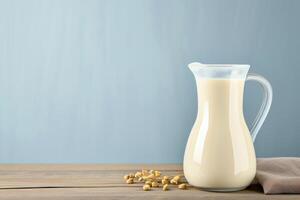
0;164;298;200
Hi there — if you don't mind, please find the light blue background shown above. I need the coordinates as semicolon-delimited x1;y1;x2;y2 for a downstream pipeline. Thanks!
0;0;299;163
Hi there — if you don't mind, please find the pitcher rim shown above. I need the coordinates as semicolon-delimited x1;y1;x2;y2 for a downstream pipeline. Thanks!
188;62;250;70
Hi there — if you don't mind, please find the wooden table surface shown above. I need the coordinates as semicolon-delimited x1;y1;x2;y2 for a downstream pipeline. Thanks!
0;164;299;200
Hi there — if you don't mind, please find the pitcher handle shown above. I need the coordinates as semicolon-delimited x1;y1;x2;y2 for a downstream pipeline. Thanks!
246;73;273;142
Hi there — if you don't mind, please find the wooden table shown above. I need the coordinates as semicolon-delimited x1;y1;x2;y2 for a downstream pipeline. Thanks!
0;164;299;200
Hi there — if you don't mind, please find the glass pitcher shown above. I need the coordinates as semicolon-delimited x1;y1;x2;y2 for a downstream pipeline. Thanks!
183;62;272;192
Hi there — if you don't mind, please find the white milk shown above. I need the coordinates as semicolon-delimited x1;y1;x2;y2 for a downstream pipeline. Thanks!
183;78;256;191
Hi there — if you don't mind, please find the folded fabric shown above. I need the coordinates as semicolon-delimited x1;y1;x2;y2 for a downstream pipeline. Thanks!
256;157;300;194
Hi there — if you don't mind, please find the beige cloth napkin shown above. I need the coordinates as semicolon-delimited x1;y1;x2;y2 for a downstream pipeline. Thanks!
256;157;300;194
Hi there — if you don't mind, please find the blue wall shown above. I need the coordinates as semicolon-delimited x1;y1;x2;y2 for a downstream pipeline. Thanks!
0;0;299;163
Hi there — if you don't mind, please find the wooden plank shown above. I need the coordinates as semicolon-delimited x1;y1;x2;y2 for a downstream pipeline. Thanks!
0;164;298;200
0;164;182;189
0;187;299;200
0;164;182;171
